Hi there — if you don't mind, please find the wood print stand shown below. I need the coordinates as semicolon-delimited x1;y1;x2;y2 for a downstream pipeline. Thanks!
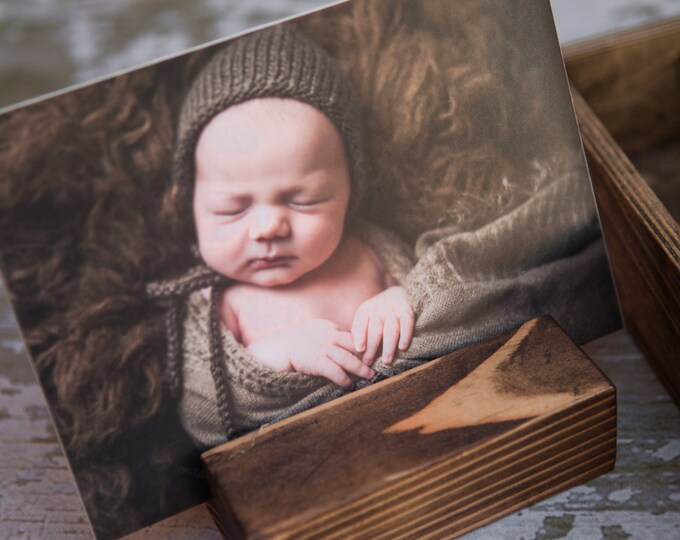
201;317;616;539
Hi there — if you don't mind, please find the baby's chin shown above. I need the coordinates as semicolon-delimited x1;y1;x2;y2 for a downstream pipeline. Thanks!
248;274;297;287
231;268;306;288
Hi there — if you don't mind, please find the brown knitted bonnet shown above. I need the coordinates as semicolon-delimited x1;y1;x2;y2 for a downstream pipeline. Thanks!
172;23;364;214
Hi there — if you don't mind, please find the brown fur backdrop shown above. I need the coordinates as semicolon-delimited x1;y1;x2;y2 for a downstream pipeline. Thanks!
0;51;213;538
296;0;573;241
0;1;582;537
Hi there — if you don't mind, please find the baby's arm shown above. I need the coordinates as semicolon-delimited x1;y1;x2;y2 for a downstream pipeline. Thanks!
351;284;414;365
245;319;374;389
220;289;372;388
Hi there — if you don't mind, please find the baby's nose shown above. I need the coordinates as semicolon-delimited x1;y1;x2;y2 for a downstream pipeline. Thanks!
248;207;291;240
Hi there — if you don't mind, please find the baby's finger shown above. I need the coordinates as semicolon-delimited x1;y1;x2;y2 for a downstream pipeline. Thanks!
334;330;358;354
351;309;369;354
398;310;414;351
316;357;354;389
363;316;384;364
381;316;400;365
329;347;375;380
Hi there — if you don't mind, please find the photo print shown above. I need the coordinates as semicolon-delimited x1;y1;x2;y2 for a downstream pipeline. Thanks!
0;0;621;538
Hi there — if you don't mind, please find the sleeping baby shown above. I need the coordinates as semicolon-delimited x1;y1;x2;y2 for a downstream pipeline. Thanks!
157;24;416;446
193;96;413;389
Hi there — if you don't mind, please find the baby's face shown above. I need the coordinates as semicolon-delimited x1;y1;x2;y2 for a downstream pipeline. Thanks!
193;98;351;287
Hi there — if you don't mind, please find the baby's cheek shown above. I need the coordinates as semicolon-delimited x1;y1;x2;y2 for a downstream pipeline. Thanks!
306;216;343;250
210;223;243;251
198;243;223;275
198;227;238;273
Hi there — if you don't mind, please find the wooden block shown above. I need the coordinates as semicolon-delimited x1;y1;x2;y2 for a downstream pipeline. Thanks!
201;317;616;539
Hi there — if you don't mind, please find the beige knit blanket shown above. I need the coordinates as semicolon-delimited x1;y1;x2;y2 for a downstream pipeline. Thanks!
399;159;619;364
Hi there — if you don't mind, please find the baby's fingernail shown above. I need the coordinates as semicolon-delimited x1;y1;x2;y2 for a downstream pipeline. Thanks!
357;342;365;352
366;368;375;378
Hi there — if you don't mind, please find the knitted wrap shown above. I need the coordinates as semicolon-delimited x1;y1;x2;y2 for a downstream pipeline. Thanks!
172;24;365;215
146;264;229;402
145;220;419;445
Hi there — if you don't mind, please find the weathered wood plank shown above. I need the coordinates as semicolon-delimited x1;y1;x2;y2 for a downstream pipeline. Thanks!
0;375;92;539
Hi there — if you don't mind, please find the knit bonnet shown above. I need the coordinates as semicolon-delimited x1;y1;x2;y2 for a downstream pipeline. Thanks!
172;23;364;214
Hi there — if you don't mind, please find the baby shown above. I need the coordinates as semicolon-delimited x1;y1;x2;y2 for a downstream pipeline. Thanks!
193;97;413;389
166;24;415;444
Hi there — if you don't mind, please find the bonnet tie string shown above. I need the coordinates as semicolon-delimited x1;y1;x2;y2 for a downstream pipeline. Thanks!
146;265;232;437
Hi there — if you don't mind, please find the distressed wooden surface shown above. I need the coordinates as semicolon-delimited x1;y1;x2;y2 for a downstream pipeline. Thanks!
2;280;680;539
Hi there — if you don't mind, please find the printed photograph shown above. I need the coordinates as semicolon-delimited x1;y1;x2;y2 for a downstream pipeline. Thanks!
0;0;621;538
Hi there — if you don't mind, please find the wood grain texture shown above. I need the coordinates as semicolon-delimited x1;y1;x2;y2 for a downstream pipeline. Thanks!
201;317;616;540
564;16;680;154
571;88;680;407
631;137;680;223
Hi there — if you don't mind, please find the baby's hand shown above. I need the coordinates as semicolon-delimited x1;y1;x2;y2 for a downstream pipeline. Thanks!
351;286;414;365
246;319;373;389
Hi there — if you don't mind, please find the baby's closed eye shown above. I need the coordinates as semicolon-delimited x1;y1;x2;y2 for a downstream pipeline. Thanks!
213;207;247;217
288;196;327;208
284;181;335;209
212;200;250;217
